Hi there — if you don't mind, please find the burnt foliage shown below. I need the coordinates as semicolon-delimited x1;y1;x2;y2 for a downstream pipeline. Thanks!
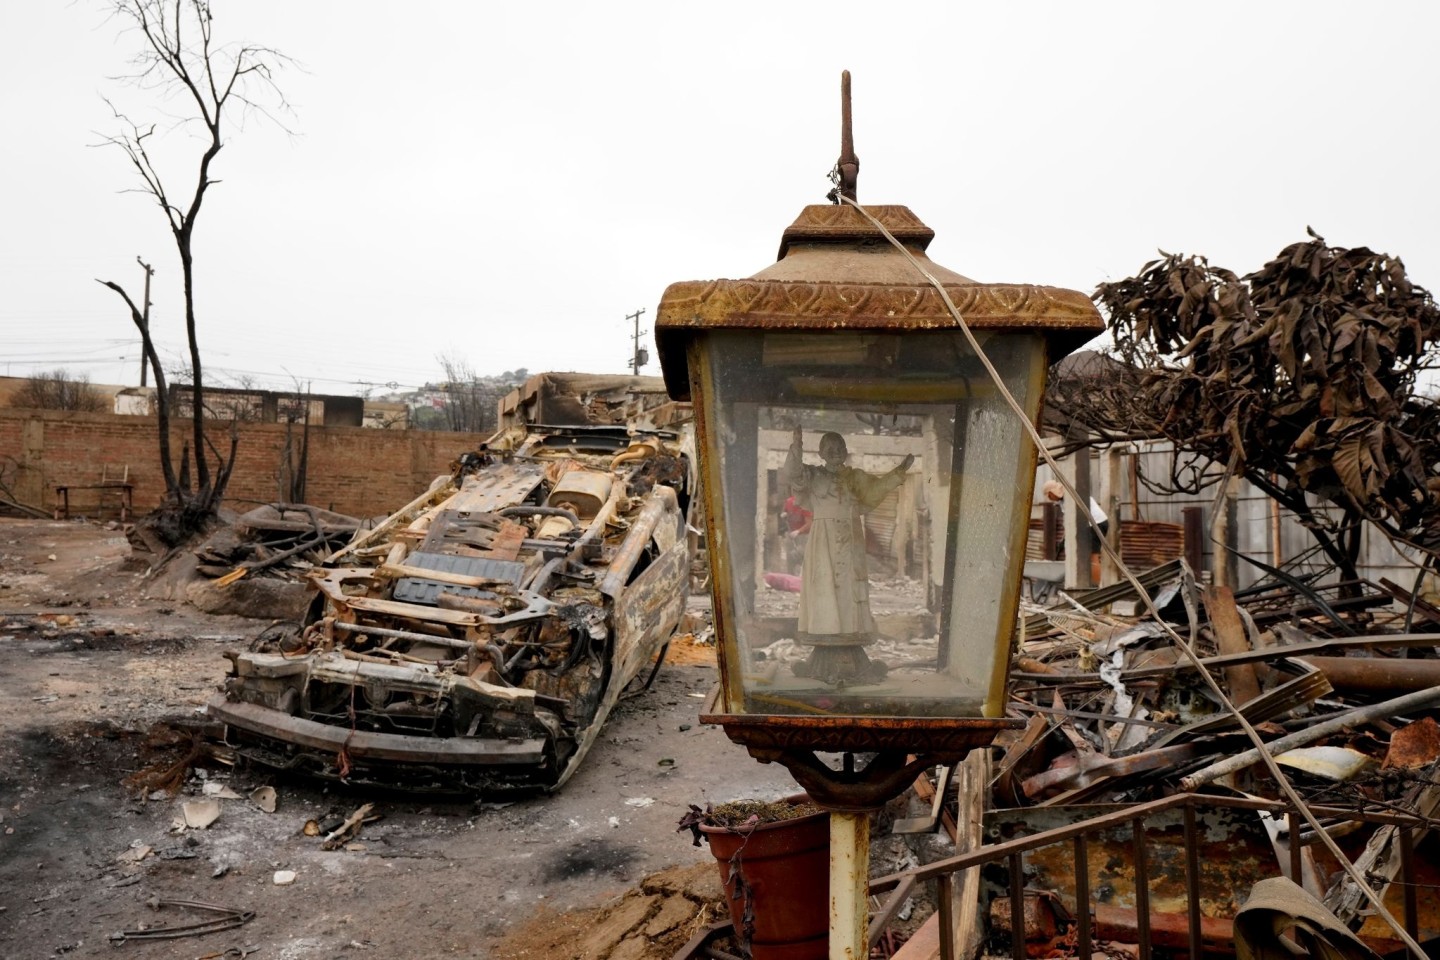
1048;231;1440;572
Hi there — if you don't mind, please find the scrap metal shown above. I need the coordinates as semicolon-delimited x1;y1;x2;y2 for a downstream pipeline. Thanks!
864;555;1440;959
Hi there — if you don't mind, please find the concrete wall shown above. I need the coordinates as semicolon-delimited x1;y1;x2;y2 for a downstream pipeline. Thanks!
0;408;481;519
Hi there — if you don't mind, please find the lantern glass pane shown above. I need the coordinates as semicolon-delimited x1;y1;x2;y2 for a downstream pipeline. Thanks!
703;329;1046;719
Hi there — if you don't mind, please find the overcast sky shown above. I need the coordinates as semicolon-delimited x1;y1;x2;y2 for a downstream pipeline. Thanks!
3;2;1438;397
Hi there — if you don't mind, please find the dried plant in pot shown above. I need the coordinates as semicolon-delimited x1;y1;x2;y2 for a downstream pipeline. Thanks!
677;795;829;960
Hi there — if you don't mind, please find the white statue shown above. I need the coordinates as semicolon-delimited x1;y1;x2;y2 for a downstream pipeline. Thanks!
783;427;913;682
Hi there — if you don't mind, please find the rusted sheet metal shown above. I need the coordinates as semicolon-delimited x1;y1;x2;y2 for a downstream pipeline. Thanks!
987;804;1277;926
598;489;668;598
988;895;1238;957
613;539;688;683
207;378;694;795
1383;717;1440;770
1025;518;1182;569
988;890;1069;944
1092;904;1235;955
1113;520;1185;569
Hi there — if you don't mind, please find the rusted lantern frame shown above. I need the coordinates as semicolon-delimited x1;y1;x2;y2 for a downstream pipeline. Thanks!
657;248;1100;809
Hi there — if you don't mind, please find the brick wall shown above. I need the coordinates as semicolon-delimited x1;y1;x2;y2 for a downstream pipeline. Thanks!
0;409;479;519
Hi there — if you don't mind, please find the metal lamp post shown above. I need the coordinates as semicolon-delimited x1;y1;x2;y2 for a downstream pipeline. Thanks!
655;74;1103;960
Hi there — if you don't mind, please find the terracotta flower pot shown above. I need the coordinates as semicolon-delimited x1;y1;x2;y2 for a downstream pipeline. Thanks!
700;800;830;960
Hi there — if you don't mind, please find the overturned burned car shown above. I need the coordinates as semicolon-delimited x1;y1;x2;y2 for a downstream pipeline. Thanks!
208;374;693;794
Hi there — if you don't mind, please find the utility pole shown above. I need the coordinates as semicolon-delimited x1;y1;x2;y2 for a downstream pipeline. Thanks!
627;308;649;375
136;256;154;387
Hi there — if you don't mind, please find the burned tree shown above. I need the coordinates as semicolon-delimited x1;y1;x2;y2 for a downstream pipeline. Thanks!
1048;231;1440;580
94;0;293;548
429;354;522;435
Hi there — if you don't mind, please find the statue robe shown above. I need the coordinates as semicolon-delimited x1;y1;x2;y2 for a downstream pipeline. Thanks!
783;444;905;639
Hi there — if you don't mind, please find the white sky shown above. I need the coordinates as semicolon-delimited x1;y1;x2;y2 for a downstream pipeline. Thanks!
3;2;1438;396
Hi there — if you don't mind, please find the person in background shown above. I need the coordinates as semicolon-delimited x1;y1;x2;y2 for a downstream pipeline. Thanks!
1042;479;1109;539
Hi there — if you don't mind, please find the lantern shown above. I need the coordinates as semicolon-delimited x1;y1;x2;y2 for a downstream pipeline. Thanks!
655;73;1105;960
655;75;1103;813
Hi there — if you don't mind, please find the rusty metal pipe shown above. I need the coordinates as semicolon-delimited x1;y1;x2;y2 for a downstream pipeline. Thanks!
609;443;657;471
1009;853;1025;960
1299;656;1440;696
482;643;519;687
1184;805;1201;960
1133;818;1151;960
525;556;565;593
1074;834;1092;960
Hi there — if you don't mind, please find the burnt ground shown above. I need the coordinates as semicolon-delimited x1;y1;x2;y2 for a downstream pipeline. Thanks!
0;519;808;960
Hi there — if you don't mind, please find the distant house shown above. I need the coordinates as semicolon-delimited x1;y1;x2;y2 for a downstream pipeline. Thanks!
165;384;364;426
362;401;410;429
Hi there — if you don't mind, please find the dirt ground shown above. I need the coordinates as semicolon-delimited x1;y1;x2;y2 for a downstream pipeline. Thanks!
0;518;820;960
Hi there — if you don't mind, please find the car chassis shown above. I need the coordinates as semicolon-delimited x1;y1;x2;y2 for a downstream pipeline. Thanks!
208;414;692;795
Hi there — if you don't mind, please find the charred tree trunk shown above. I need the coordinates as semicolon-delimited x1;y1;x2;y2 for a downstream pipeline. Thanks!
95;0;293;550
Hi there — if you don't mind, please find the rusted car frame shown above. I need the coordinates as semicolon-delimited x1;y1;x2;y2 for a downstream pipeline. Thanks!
208;388;692;795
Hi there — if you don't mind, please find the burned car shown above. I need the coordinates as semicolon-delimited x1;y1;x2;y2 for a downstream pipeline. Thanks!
208;375;692;794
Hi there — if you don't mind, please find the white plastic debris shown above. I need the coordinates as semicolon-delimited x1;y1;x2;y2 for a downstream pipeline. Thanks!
250;785;278;813
181;799;222;830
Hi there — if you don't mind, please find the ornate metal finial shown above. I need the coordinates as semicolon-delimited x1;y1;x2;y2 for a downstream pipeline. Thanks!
830;70;859;204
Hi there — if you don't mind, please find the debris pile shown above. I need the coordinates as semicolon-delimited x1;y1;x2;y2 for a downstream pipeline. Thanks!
192;503;363;585
1004;562;1440;807
961;558;1440;955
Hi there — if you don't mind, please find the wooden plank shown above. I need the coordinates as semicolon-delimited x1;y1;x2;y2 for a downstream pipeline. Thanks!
891;911;941;960
1202;584;1261;705
951;750;990;960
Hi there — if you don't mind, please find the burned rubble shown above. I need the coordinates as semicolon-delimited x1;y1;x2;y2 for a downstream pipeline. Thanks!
863;557;1440;959
192;504;363;585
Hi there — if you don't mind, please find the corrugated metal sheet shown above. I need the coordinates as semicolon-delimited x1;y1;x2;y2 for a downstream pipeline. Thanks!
1026;518;1182;568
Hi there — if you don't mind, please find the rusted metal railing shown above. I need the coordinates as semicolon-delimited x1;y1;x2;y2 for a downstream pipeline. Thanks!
865;792;1429;960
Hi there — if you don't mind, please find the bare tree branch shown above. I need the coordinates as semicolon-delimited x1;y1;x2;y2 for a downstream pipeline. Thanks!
95;0;295;547
1047;236;1440;577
